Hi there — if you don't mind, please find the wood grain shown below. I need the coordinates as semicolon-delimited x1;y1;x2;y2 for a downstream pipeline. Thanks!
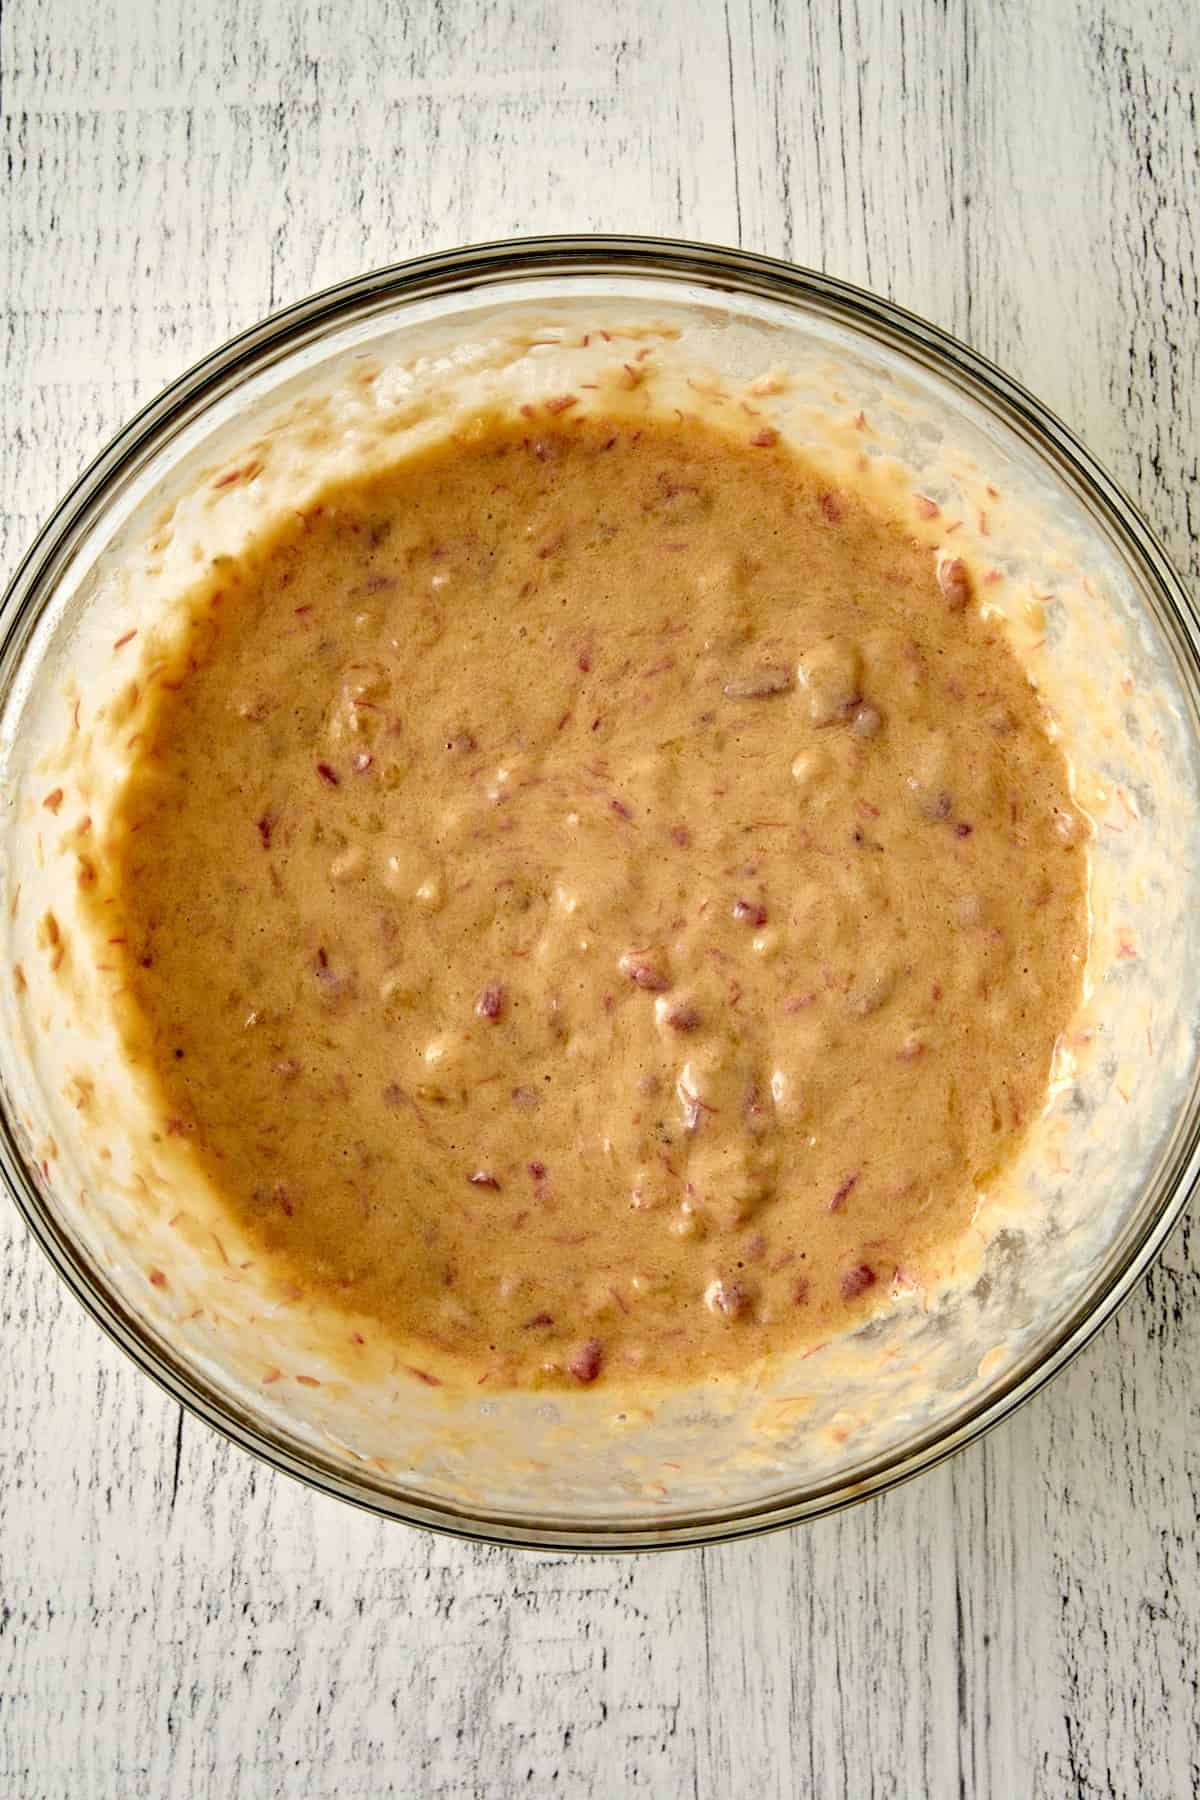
1;2;1198;1795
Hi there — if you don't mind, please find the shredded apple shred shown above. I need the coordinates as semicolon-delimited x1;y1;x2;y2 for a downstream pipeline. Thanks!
90;412;1085;1388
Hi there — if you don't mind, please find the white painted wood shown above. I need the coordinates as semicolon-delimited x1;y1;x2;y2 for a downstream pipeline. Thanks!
2;1;1198;1794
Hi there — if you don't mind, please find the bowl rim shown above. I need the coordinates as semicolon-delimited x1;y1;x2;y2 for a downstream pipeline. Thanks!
3;231;1198;1551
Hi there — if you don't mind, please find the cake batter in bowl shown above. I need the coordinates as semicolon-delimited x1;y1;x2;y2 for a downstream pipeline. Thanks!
2;238;1197;1547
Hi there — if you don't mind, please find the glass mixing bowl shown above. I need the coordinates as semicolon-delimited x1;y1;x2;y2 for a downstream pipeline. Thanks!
2;236;1197;1550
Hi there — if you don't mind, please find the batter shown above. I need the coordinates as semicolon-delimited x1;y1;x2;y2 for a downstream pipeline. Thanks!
101;412;1087;1387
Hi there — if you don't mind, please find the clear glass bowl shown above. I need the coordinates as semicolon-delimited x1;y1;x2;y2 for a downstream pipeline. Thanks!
2;235;1198;1550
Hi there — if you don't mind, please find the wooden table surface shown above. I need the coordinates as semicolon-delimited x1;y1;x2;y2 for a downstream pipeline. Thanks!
2;3;1198;1795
